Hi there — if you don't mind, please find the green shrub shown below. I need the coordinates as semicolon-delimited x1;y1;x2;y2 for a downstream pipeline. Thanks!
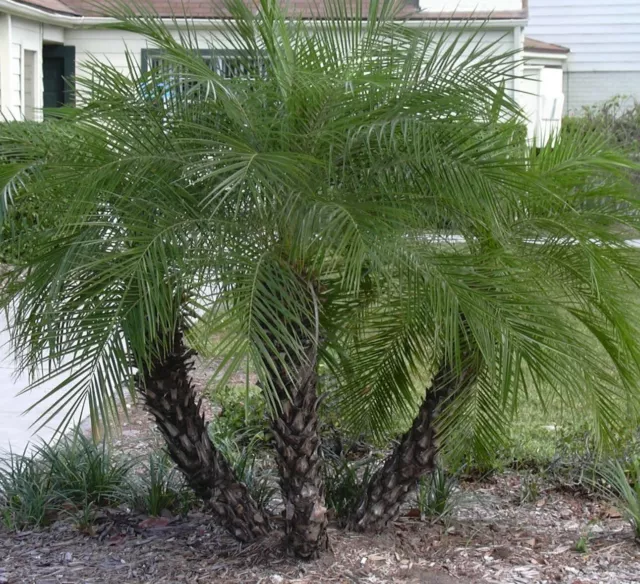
454;381;640;490
416;466;457;520
208;383;269;446
0;449;59;530
564;96;640;192
36;432;132;507
324;453;375;522
598;458;640;541
126;452;194;516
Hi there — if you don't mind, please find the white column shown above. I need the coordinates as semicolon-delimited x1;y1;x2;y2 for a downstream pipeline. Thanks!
36;38;43;121
0;13;16;120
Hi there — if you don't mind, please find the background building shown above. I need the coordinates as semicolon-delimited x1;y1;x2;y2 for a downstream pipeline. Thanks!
527;0;640;113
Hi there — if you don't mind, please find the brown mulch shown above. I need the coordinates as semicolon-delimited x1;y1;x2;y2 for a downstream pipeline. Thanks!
0;515;465;584
2;480;639;584
2;359;640;583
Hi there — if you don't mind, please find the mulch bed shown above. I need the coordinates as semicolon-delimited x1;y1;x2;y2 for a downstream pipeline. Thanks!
2;359;640;583
3;464;639;583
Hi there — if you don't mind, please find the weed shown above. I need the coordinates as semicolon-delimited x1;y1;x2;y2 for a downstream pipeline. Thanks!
574;534;589;554
211;431;277;510
73;499;98;534
519;473;540;504
417;466;457;520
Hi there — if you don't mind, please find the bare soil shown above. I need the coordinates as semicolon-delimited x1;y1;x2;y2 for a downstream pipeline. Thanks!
2;360;639;584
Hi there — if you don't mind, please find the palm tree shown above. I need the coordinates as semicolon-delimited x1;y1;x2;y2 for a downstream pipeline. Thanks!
0;100;271;542
3;0;640;558
336;129;640;529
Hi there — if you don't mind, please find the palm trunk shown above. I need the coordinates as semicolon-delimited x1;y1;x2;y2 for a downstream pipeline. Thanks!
266;283;328;559
139;329;269;543
269;339;328;559
351;353;479;532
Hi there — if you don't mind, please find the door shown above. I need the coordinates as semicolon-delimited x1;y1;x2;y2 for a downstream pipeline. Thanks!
42;45;75;111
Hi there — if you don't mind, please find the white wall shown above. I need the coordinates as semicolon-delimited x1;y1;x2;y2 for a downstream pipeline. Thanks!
11;40;21;117
564;71;640;113
527;0;640;110
43;24;65;44
65;25;519;79
538;66;564;143
23;48;36;120
0;13;12;117
528;0;640;73
1;15;521;121
521;63;565;145
64;28;229;78
1;15;44;121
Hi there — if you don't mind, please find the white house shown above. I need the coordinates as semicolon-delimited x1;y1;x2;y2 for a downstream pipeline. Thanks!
0;0;564;142
527;0;640;113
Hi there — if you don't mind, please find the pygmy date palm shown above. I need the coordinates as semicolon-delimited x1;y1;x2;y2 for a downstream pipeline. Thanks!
3;0;640;559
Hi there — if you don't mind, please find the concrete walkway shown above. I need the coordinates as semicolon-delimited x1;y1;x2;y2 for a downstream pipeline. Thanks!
0;315;83;454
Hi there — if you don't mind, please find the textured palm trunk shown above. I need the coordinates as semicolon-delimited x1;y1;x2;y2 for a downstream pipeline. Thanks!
265;280;328;559
351;354;479;532
139;329;269;543
269;338;329;559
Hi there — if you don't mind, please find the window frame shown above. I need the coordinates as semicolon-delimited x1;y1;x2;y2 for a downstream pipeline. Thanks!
140;48;264;80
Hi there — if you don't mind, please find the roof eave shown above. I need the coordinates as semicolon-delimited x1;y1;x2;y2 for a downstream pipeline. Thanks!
0;0;81;23
0;0;528;27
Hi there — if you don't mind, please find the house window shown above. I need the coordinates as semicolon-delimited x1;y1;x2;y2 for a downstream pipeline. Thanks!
141;49;264;81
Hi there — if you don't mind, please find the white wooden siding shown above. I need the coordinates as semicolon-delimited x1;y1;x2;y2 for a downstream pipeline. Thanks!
0;14;10;115
565;71;640;112
1;12;520;121
527;0;640;73
419;0;522;11
64;28;231;78
10;16;44;121
66;26;517;81
43;24;65;44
